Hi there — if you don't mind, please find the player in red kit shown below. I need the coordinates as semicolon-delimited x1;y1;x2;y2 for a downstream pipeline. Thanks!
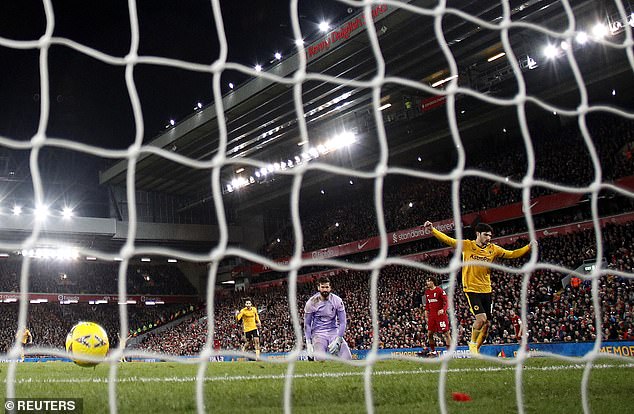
419;276;451;357
509;309;524;341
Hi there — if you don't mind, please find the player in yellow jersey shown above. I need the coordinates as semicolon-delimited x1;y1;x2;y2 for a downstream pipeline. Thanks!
424;221;536;355
236;298;262;360
17;327;32;362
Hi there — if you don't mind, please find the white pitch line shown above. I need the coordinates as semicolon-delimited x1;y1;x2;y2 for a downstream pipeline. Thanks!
4;363;634;384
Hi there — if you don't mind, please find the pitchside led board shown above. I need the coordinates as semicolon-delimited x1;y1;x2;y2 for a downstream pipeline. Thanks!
13;342;633;363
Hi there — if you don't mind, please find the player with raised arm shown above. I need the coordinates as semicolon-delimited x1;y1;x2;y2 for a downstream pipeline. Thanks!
419;276;451;357
236;297;262;360
304;276;352;361
424;221;535;355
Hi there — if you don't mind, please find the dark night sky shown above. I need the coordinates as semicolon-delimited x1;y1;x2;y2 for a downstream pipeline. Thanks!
0;0;351;149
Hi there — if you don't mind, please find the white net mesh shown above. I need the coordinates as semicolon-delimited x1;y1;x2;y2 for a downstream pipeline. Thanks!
1;0;634;413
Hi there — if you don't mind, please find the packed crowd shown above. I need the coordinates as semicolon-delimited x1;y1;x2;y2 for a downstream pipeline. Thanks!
0;261;197;295
262;114;634;258
0;303;199;353
133;221;634;355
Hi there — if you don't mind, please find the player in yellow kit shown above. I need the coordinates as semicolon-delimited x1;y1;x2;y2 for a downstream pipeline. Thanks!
424;221;536;355
236;298;262;360
17;327;32;362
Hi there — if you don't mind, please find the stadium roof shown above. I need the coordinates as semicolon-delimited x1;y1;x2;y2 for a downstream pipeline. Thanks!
99;0;632;211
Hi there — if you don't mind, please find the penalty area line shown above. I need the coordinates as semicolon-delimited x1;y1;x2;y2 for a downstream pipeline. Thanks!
5;363;634;384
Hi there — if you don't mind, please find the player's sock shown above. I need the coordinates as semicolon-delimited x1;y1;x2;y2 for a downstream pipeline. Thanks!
471;326;481;343
429;340;435;352
476;325;489;348
255;349;260;360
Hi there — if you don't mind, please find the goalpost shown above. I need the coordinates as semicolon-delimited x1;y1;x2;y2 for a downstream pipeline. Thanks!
1;0;634;413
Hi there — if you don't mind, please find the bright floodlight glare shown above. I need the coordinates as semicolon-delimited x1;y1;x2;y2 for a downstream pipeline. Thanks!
331;131;356;148
543;44;559;59
34;205;49;220
349;180;354;185
274;52;282;60
612;89;616;96
408;202;414;208
254;64;262;72
560;40;569;51
576;31;588;44
378;103;392;111
62;206;74;219
228;82;234;89
319;21;329;32
592;22;608;39
295;38;304;46
12;205;22;216
169;119;175;126
320;189;325;195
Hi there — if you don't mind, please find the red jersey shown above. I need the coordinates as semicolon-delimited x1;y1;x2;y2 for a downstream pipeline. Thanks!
425;286;448;316
511;314;522;334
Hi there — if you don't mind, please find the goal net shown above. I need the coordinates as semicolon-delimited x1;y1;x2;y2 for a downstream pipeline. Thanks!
1;0;634;413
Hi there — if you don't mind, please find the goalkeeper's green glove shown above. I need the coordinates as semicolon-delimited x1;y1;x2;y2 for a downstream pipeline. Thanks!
327;336;344;355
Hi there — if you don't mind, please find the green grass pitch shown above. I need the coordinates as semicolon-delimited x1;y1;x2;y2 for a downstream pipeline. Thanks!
1;357;632;413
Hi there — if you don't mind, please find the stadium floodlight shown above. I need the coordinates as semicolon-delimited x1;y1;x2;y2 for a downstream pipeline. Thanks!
543;44;559;59
409;202;414;208
12;205;21;216
221;280;235;285
194;102;203;110
612;89;616;96
560;40;570;51
86;256;97;261
141;257;151;262
378;103;392;111
62;206;74;219
276;238;281;243
114;257;123;261
169;119;175;126
591;22;608;39
320;189;325;195
349;180;354;185
254;64;262;72
487;52;506;62
167;259;178;263
228;82;234;89
417;157;422;162
432;75;457;88
235;167;245;174
274;52;282;60
319;21;329;32
576;31;588;44
335;222;339;227
295;38;304;46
